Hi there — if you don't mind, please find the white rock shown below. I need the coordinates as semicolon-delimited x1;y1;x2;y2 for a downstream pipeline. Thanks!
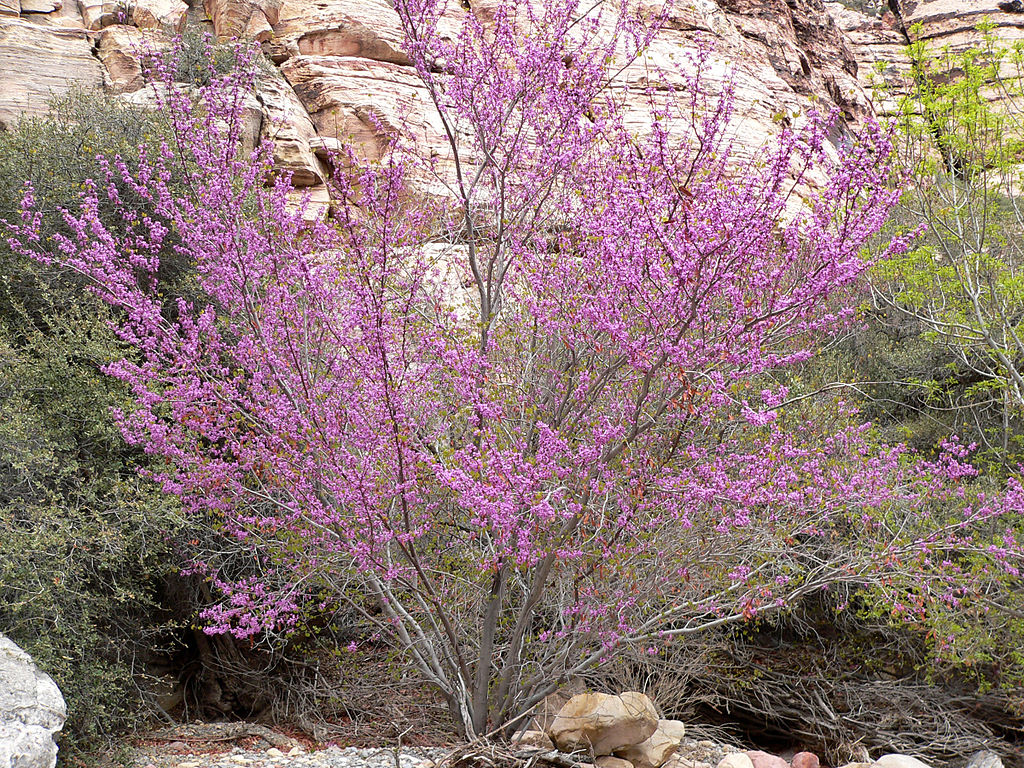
717;755;755;768
965;752;1003;768
0;635;66;768
874;756;934;768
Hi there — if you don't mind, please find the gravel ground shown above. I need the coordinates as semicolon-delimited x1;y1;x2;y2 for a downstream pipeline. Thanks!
131;737;742;768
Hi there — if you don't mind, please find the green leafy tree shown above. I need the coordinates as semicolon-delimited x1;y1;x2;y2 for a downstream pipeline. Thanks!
869;25;1024;467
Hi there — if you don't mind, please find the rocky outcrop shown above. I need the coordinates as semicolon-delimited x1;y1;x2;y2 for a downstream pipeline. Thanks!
0;636;66;768
0;0;1020;206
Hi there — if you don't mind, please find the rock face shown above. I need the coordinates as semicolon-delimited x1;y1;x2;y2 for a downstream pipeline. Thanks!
0;635;67;768
0;17;103;129
548;691;659;756
0;0;1019;205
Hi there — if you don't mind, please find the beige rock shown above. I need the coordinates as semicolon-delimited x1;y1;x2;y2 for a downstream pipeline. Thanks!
19;0;62;13
256;72;327;186
894;0;1024;50
873;755;934;768
547;691;659;756
80;0;125;29
309;135;343;161
512;730;555;750
17;0;89;28
0;18;103;129
614;720;686;768
280;54;454;195
131;0;187;32
204;0;280;39
96;25;150;94
745;752;789;768
597;758;635;768
0;0;16;15
243;9;272;42
717;755;756;768
286;184;331;222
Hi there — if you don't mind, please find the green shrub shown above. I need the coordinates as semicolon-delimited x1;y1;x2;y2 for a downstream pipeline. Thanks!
0;90;191;763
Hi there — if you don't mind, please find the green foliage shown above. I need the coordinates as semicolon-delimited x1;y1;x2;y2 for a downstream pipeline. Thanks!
0;90;189;762
866;27;1024;469
166;28;275;87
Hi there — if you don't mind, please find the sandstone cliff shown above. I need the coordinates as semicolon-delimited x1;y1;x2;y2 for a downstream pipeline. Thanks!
1;0;1022;203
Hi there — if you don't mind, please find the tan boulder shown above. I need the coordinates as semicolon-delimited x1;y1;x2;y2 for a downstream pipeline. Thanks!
19;0;62;13
614;720;686;768
547;692;659;756
0;18;103;129
203;0;280;39
79;0;123;29
131;0;187;32
597;758;635;768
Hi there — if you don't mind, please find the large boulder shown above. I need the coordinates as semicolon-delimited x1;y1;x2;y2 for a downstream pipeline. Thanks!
548;692;659;756
0;635;66;768
614;720;686;768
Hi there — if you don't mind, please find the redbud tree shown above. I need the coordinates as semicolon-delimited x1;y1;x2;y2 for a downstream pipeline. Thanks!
10;0;1024;737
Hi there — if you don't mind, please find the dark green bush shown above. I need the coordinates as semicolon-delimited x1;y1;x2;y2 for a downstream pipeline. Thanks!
0;90;191;763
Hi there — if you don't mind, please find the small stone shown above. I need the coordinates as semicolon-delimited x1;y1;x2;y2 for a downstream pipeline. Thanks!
266;748;284;759
287;748;303;757
965;752;1003;768
414;762;435;768
792;753;819;768
745;752;789;768
874;756;933;768
598;758;634;768
718;755;755;768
